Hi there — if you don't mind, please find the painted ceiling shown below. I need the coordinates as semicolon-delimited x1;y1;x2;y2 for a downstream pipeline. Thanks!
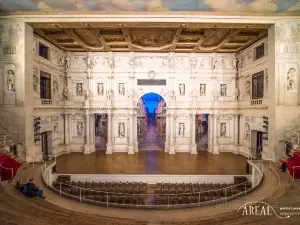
0;0;300;14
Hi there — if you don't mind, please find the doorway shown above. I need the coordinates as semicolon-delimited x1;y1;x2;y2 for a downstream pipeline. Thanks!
137;93;166;151
41;131;52;159
196;114;209;150
95;114;107;150
251;130;263;159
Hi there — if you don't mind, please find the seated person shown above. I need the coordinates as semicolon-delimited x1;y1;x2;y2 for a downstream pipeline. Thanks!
25;177;46;199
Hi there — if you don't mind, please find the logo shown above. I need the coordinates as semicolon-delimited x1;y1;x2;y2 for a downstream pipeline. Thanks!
237;201;290;219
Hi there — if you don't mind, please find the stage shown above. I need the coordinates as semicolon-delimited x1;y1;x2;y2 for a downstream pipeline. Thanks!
55;151;248;175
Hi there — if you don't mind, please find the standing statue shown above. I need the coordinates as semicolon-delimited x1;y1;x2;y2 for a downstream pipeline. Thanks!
179;84;185;95
233;88;240;100
65;57;70;69
119;83;125;96
98;83;104;96
118;122;125;137
169;90;175;100
53;80;58;95
77;122;83;136
220;123;226;137
7;70;15;92
62;87;68;100
200;84;206;96
179;123;185;137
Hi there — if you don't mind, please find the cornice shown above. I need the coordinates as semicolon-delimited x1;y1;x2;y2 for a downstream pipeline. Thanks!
33;106;268;112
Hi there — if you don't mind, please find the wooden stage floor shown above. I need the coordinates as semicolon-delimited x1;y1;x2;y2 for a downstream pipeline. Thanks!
56;151;248;175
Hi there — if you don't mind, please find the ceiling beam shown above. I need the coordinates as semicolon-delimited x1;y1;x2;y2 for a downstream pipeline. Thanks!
89;27;110;51
121;28;133;51
170;27;183;51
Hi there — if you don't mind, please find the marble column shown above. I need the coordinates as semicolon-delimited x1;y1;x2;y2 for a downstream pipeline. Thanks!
64;114;69;145
233;114;239;146
169;112;175;154
212;114;220;154
106;112;113;154
89;114;95;153
134;112;139;153
190;112;197;154
208;114;214;153
128;112;134;154
84;113;91;154
164;112;170;152
68;114;73;144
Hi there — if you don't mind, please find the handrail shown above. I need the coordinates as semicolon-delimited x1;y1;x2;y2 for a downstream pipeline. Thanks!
0;123;20;141
42;158;264;209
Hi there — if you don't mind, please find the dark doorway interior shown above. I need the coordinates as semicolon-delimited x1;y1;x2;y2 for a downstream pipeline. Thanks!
41;131;52;159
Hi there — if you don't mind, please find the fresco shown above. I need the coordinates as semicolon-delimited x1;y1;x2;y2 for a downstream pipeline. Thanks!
0;0;300;14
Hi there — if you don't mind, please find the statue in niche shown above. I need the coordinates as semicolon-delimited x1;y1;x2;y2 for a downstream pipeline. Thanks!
245;123;250;140
107;89;113;100
62;87;68;100
179;84;185;96
118;122;125;137
220;123;226;137
200;84;206;96
220;84;227;96
233;88;240;100
118;83;125;96
245;81;251;96
7;69;15;92
76;83;83;96
287;68;296;91
33;72;38;92
97;83;104;96
77;122;83;136
53;80;58;95
178;123;185;137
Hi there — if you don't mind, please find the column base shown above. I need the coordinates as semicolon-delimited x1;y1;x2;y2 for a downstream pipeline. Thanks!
84;144;93;154
164;144;169;153
106;145;113;154
134;144;139;153
169;145;175;154
190;144;198;154
210;145;219;154
128;145;134;154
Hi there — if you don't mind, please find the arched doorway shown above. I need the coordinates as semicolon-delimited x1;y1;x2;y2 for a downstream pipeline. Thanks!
137;93;166;151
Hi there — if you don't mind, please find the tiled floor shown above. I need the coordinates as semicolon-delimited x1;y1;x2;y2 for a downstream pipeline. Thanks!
56;151;247;175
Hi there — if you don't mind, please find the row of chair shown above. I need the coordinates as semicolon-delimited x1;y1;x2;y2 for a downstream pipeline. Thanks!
53;180;148;194
154;182;251;195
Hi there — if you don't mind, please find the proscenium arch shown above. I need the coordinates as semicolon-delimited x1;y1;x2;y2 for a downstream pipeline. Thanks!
136;92;168;108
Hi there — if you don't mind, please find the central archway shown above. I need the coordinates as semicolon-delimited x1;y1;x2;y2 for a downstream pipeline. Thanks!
137;92;166;151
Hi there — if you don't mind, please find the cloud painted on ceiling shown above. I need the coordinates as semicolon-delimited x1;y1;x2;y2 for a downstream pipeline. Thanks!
0;0;300;13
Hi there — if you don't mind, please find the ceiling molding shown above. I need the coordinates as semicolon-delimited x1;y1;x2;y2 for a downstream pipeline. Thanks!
31;22;270;53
